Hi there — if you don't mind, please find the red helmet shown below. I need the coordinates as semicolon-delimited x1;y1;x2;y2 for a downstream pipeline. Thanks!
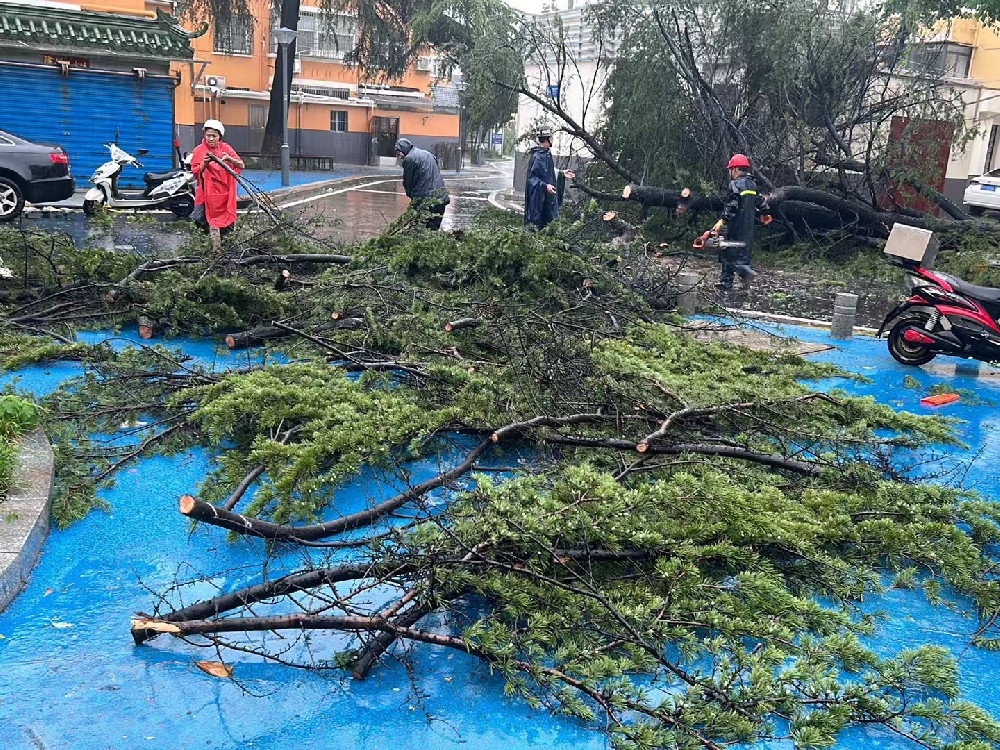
727;153;751;169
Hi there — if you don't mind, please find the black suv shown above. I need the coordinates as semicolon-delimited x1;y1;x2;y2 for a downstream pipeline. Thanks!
0;129;75;221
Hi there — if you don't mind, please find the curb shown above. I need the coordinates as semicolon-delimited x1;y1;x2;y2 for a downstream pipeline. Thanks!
488;188;523;214
722;307;880;335
0;427;54;613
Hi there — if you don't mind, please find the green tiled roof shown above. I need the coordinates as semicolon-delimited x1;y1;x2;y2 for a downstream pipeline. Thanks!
0;4;204;60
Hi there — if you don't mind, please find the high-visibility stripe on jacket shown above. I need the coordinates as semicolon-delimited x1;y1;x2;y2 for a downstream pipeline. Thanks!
721;174;765;254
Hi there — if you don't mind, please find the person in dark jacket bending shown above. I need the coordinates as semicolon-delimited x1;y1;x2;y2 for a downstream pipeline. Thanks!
524;128;575;230
395;138;450;230
706;153;770;292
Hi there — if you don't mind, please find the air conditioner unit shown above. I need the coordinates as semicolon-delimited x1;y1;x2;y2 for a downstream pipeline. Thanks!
206;75;227;92
416;56;433;72
294;58;302;74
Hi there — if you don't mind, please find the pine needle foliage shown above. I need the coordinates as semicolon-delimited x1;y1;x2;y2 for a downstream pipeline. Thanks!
4;216;1000;747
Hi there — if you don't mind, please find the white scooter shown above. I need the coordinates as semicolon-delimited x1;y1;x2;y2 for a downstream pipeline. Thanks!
83;144;196;217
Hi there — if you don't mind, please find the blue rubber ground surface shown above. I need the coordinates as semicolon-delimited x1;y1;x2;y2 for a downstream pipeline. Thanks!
0;323;999;749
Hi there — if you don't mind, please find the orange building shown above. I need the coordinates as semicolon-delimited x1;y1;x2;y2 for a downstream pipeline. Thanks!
0;0;460;177
178;0;460;165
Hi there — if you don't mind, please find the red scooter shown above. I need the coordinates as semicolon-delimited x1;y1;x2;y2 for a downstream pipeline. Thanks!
878;256;1000;366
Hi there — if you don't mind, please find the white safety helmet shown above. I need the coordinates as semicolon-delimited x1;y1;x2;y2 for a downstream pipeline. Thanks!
203;119;225;137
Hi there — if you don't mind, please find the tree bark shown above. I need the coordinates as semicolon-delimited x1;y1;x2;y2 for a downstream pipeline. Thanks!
179;437;495;541
260;0;300;156
225;318;364;349
235;254;352;266
131;564;399;644
444;318;481;332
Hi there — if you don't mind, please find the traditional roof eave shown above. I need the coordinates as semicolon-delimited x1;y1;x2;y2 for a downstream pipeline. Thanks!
0;3;206;61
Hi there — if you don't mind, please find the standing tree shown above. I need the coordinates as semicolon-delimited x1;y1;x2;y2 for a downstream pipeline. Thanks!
259;0;299;156
476;0;989;240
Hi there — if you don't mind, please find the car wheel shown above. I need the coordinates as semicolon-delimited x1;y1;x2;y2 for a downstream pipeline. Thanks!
968;205;985;217
0;177;25;222
83;196;105;216
887;315;937;366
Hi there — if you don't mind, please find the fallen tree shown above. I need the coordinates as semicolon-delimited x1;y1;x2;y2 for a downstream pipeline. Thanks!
6;210;1000;747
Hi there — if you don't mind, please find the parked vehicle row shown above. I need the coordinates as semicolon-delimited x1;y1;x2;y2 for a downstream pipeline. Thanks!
0;130;195;221
962;168;1000;215
0;129;75;221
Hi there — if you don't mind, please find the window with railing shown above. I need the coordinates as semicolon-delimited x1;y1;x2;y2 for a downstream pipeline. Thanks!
297;86;351;99
214;14;254;55
270;11;356;60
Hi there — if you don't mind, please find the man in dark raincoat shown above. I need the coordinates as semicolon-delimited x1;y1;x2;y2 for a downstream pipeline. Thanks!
524;128;575;230
395;138;450;230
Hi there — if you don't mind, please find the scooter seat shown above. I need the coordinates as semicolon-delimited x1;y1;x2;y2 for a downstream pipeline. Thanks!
947;276;1000;303
144;170;179;183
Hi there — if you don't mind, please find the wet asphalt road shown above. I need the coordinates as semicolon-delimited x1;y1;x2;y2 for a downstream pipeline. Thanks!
12;162;516;250
282;165;515;243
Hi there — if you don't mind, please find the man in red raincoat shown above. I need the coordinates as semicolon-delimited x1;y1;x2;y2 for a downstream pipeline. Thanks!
191;119;244;235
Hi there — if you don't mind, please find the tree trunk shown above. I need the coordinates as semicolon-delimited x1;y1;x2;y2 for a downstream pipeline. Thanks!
225;318;364;350
261;0;300;156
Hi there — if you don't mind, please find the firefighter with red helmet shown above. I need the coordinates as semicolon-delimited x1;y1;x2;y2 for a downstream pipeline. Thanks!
705;154;770;292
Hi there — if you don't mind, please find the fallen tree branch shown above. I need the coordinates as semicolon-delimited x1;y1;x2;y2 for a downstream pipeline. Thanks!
636;393;839;451
490;413;609;443
234;253;352;266
131;563;409;644
225;319;364;350
106;258;201;301
540;434;822;476
444;317;481;332
180;437;496;541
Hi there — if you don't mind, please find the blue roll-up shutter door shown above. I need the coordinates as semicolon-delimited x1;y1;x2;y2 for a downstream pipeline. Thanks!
0;64;174;188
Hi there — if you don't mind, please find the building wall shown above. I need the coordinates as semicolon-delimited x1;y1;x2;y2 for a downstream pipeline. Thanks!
173;0;459;164
513;4;611;169
929;22;1000;204
78;0;156;16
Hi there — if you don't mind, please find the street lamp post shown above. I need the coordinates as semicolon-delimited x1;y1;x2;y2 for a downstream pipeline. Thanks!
276;27;298;187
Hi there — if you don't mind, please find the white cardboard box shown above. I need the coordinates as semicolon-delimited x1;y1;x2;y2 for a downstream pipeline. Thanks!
884;223;938;268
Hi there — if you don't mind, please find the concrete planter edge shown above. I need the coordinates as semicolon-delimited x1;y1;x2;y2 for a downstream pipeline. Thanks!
0;427;54;613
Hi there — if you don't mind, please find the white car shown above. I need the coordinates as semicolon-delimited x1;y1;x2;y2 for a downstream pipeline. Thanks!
964;168;1000;214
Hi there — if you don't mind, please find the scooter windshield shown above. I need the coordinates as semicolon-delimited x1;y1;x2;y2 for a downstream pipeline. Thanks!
108;144;134;163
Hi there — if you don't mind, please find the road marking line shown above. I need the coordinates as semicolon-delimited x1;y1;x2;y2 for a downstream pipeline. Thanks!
488;190;518;213
278;179;397;209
